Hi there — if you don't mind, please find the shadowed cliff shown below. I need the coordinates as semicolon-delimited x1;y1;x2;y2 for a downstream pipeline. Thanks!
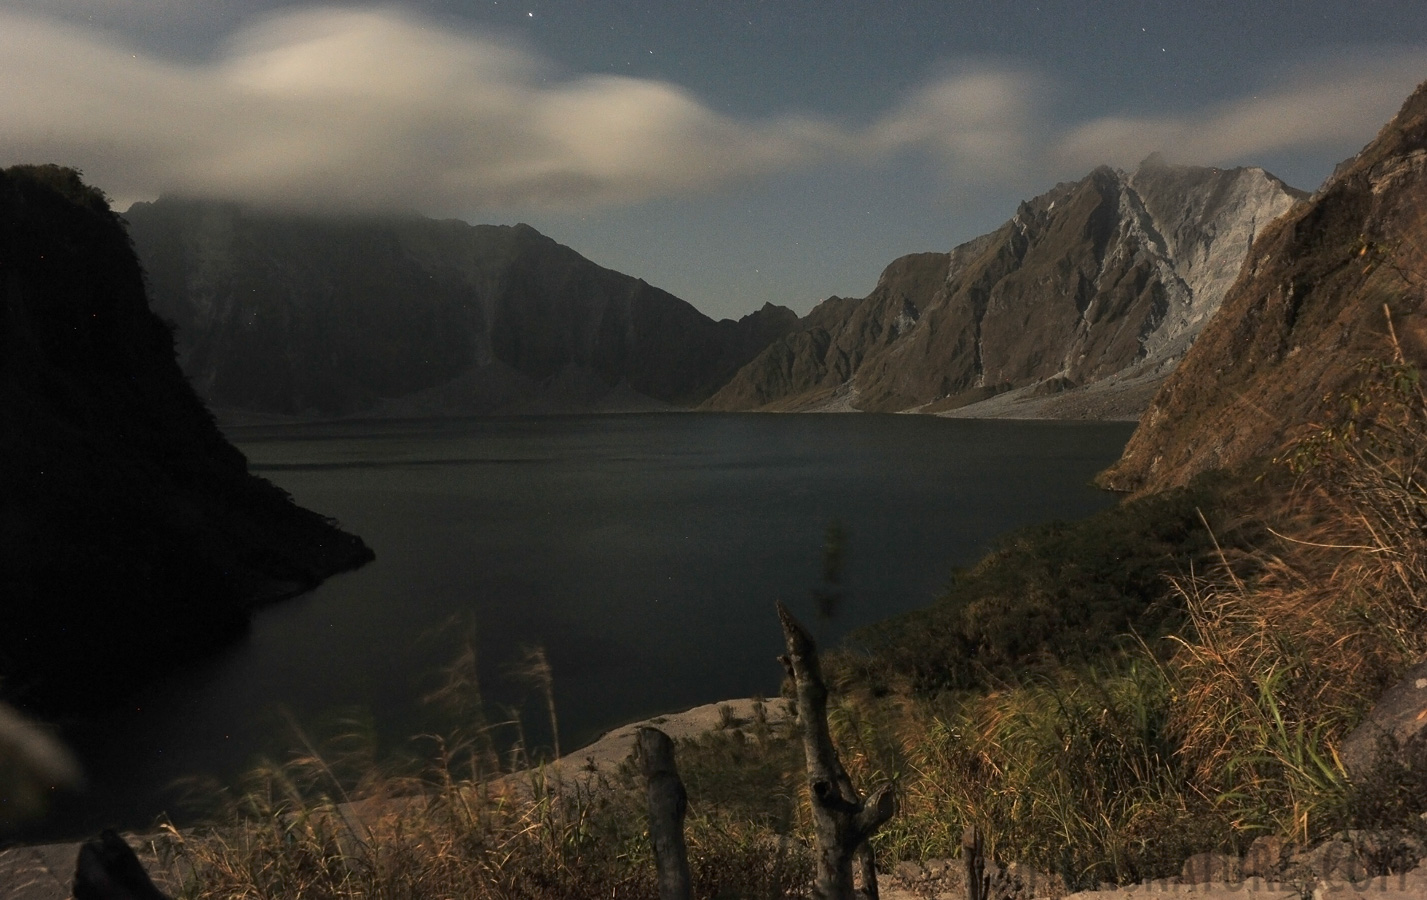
123;201;798;419
0;165;373;712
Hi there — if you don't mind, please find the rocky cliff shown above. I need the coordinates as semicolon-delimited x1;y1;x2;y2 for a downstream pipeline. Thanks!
122;201;798;419
0;166;373;711
1100;80;1427;493
704;159;1304;418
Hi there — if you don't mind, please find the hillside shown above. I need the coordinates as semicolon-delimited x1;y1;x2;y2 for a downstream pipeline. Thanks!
122;201;798;419
1101;79;1427;493
705;159;1303;417
0;166;373;710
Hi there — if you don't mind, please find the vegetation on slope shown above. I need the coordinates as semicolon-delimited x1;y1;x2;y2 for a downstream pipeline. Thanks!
834;470;1274;696
829;344;1427;885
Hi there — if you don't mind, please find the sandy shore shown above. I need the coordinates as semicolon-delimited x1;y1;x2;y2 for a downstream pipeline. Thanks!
491;696;794;796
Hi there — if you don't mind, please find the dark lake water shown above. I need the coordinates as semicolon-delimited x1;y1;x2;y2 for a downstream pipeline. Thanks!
25;413;1133;841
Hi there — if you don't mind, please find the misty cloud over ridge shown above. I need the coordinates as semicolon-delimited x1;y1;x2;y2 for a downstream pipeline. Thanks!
1057;51;1427;177
1;6;1423;214
0;7;843;212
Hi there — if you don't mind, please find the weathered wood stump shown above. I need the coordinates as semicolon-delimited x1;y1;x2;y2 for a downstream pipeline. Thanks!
636;726;692;900
778;601;895;900
963;824;990;900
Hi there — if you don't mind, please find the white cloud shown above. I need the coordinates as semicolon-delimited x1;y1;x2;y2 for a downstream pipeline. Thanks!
0;5;1423;215
1056;51;1427;174
868;66;1046;181
0;6;847;212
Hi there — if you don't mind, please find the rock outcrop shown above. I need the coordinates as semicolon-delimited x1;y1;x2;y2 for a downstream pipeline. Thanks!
1100;80;1427;493
1338;658;1427;783
122;200;798;419
0;166;373;711
704;159;1303;418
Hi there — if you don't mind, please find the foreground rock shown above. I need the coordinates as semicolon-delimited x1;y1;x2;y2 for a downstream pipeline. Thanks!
495;697;793;796
706;157;1302;419
1338;658;1427;782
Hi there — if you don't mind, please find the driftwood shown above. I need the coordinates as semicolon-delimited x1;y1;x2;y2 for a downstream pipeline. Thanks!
778;602;895;900
73;829;171;900
636;726;692;900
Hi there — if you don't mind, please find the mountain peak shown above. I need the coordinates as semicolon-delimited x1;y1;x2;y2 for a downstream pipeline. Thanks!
707;160;1301;417
1137;151;1170;171
1100;78;1427;493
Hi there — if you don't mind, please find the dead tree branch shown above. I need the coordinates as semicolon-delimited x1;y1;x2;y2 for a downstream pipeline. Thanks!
778;601;895;900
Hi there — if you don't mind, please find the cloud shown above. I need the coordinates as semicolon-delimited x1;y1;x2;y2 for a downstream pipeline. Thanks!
1056;51;1427;174
0;6;845;212
1;6;1424;215
868;66;1046;181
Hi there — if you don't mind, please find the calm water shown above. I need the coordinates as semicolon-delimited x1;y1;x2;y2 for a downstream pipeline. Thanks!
27;413;1133;841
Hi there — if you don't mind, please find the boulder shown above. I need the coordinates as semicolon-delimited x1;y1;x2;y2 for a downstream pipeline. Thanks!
1180;851;1241;884
73;830;170;900
1338;659;1427;781
1242;834;1287;879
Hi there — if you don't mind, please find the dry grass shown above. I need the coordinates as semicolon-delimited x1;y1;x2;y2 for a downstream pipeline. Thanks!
825;664;1215;889
149;627;814;900
155;729;815;900
1168;347;1427;842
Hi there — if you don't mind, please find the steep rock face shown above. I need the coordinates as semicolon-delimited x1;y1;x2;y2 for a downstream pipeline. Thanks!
1101;80;1427;493
705;161;1303;416
123;201;798;418
0;166;372;711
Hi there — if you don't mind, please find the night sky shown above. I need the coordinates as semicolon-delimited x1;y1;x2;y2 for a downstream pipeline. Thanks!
3;1;1425;320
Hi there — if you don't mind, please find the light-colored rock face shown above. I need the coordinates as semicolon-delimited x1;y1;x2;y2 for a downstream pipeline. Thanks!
1129;160;1305;364
707;160;1305;418
1101;79;1427;494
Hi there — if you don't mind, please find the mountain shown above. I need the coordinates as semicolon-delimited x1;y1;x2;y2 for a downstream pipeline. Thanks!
704;159;1304;418
0;166;373;711
1100;80;1427;493
121;200;798;419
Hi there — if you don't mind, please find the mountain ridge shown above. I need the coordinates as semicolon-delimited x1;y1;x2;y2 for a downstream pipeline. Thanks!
1100;79;1427;493
0;166;373;710
704;160;1304;419
123;201;799;419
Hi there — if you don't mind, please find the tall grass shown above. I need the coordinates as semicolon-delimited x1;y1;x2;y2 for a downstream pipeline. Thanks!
159;719;816;899
153;629;814;899
1168;350;1427;842
826;663;1218;889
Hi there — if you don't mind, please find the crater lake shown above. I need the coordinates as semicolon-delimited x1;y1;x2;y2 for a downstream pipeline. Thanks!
33;413;1133;840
